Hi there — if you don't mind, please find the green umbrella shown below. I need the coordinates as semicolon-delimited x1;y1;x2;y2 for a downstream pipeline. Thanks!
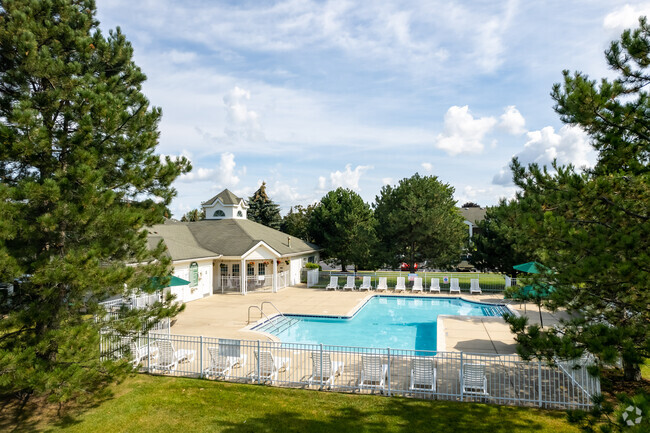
513;261;550;274
148;275;190;290
515;282;555;327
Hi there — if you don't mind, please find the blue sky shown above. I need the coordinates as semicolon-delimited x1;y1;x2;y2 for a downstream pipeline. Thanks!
96;1;649;217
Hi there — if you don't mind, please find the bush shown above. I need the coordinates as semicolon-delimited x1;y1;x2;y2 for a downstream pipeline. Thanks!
305;262;322;270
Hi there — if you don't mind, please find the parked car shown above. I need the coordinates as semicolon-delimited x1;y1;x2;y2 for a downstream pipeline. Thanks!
400;262;418;271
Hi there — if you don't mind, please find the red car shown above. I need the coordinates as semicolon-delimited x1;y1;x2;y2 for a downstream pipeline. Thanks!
400;262;418;271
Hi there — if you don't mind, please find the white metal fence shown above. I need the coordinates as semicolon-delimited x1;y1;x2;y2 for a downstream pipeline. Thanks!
222;271;291;294
100;332;599;410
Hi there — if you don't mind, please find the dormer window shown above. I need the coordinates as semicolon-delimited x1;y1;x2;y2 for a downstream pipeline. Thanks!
237;210;243;217
213;210;226;217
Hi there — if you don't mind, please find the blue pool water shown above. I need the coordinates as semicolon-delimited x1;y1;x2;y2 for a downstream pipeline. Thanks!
254;296;510;351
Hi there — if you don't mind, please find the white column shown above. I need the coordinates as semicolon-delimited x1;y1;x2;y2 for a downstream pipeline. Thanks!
272;258;278;293
241;259;246;295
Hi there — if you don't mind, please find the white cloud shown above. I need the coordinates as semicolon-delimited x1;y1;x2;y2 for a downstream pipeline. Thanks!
178;167;214;183
382;177;393;185
603;4;650;31
421;162;433;172
267;180;306;204
435;105;497;156
492;125;596;185
317;176;327;190
217;152;241;187
166;49;197;64
327;164;372;191
455;184;517;207
223;86;264;142
499;105;526;135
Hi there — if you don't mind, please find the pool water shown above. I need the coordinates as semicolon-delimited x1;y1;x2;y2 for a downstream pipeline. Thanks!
254;296;510;351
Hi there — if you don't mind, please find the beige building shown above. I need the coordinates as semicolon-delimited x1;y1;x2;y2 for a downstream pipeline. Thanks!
147;189;321;303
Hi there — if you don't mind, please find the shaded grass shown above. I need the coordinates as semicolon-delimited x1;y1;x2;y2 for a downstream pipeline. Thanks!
14;374;580;433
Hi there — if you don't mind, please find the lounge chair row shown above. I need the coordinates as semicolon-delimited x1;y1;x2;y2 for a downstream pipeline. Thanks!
126;339;488;395
325;276;483;294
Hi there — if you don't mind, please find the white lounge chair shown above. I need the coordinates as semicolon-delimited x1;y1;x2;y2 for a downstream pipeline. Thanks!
308;352;344;388
429;278;441;293
358;355;388;391
460;363;489;396
359;276;372;290
376;277;388;291
122;337;158;367
470;278;482;294
395;277;406;292
325;276;339;291
254;350;291;384
153;339;195;372
343;276;356;290
449;278;461;294
204;339;247;379
412;277;423;292
410;357;436;393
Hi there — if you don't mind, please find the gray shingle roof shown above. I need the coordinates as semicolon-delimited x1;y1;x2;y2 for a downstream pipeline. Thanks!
201;189;245;206
458;207;487;227
146;224;221;261
148;219;320;260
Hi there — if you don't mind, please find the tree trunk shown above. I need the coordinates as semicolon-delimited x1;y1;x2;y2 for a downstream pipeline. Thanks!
623;360;642;382
341;262;347;272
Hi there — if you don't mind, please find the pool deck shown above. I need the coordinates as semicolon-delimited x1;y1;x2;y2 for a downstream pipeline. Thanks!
169;285;568;355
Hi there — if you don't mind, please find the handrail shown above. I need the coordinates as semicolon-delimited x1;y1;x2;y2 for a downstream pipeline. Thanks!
261;301;285;319
247;305;273;325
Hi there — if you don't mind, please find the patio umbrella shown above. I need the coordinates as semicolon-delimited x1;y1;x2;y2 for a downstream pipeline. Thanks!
512;261;550;274
515;282;555;327
148;275;190;290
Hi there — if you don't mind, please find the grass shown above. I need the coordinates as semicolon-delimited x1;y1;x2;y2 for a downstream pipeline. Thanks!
310;270;507;291
9;374;581;433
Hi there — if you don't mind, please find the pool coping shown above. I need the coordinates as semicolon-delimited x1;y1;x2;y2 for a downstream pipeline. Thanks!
243;293;519;345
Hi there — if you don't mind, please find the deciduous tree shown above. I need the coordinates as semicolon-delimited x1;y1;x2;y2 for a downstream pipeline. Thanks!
0;0;190;405
374;174;467;271
281;204;315;242
308;188;377;271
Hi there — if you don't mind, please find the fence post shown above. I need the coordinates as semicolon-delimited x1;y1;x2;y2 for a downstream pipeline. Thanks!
257;340;261;384
460;352;464;401
387;347;391;397
200;336;204;379
320;343;324;389
147;332;152;374
538;361;543;408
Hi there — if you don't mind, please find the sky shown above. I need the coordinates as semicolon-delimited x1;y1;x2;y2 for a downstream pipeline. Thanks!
95;0;650;218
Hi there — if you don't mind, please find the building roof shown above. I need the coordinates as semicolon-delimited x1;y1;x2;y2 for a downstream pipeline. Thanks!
147;224;221;261
149;218;320;261
201;189;245;206
458;207;487;227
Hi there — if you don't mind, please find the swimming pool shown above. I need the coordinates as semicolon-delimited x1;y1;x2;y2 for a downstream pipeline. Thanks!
253;296;510;351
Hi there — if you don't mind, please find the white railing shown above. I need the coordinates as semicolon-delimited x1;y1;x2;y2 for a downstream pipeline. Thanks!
246;275;273;293
277;270;289;290
100;332;598;410
221;276;241;293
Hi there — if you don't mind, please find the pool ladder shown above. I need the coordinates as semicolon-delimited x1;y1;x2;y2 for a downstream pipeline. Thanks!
247;301;284;325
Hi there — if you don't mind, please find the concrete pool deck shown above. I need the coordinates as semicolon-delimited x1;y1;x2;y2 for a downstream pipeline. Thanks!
169;285;568;355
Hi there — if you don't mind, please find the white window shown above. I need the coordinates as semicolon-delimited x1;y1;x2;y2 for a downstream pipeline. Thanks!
258;263;266;275
247;263;255;276
214;210;225;217
237;210;243;217
232;264;239;276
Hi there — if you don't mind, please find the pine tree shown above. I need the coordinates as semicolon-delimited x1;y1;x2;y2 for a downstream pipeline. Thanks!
180;208;205;222
504;18;650;382
247;182;281;230
0;0;190;406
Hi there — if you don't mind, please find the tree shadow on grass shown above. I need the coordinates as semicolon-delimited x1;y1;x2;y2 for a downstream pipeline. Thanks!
216;398;560;433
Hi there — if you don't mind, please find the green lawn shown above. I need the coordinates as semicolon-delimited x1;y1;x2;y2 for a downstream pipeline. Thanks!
23;375;580;433
310;270;507;292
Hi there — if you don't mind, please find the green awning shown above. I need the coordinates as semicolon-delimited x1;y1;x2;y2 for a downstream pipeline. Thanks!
148;275;190;290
